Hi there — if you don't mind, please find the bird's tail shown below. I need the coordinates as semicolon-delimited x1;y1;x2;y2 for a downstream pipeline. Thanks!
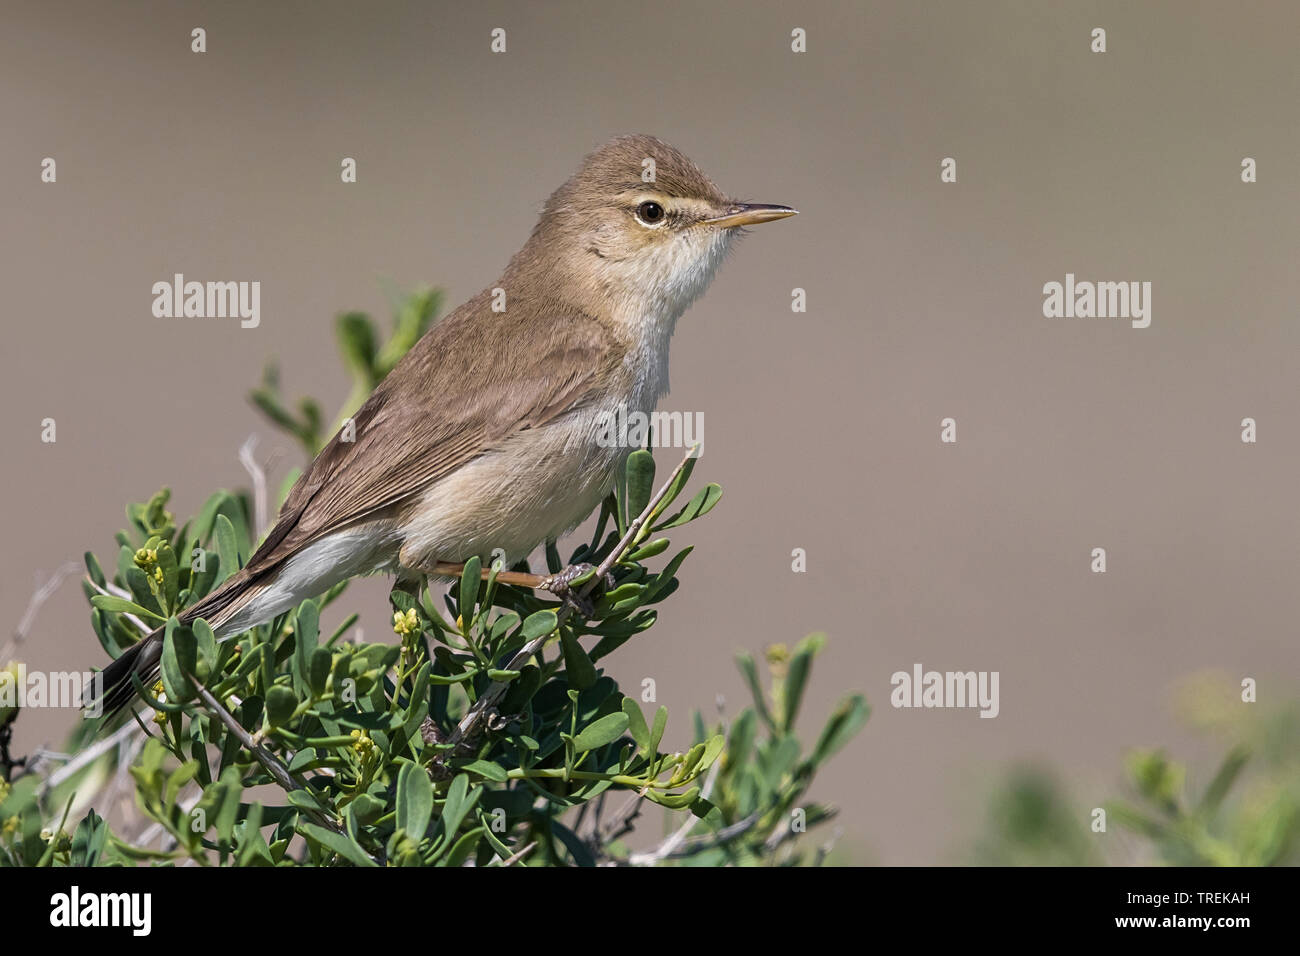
94;632;165;720
87;568;260;723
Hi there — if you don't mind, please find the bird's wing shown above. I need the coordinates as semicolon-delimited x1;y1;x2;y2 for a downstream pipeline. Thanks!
244;298;621;576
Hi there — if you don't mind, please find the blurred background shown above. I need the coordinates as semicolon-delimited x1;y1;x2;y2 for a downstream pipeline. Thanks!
2;0;1298;864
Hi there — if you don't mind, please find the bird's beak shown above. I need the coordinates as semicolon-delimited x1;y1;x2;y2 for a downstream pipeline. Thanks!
702;203;799;228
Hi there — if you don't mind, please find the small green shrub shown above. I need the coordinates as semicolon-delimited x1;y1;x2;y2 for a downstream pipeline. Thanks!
0;291;867;867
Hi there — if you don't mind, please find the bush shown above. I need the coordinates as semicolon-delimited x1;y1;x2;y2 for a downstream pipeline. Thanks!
966;674;1300;866
0;291;868;867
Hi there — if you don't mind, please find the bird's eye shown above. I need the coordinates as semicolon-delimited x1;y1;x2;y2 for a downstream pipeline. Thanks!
635;201;666;226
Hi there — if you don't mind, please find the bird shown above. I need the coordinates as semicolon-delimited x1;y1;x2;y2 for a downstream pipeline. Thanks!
92;133;796;717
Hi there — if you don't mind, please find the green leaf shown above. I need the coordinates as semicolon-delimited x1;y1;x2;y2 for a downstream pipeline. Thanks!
1197;745;1250;816
397;761;434;839
810;694;870;767
288;748;320;773
229;643;264;683
698;733;726;772
437;774;481;849
89;594;165;622
216;496;253;564
572;712;629;752
728;709;757;768
124;566;159;615
644;786;700;809
625;449;656;522
189;490;228;546
627;537;670;562
160;618;195;702
782;633;825;731
294;600;320;691
758;737;800;792
499;664;542;713
560;631;596;690
736;652;776;731
641;546;692;604
84;551;106;588
1127;749;1184;807
648;705;668;758
1107;801;1168;839
309;647;332;697
212;767;242;847
622;698;651;754
214;514;241;584
459;556;481;627
520;609;558;641
286;789;326;814
552;821;597;867
656;483;722;529
298;822;377;867
336;312;378;383
649;454;697;523
545;540;563;574
192;618;218;676
348;793;386;826
264;685;298;728
70;810;109;867
154;543;179;613
234;804;271;866
428;669;477;685
442;826;487;868
690;796;722;823
458;759;509;782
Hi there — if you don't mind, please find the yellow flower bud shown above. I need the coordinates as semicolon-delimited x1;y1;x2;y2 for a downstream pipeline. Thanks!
765;643;789;665
392;607;420;636
1;662;23;726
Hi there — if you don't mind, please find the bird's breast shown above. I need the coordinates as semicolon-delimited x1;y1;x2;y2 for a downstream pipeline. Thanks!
396;399;642;570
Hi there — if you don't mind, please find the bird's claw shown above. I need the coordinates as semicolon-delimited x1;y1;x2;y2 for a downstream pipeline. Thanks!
538;563;613;619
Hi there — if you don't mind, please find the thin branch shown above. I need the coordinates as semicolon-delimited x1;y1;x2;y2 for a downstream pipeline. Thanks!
86;579;153;637
191;681;356;846
2;561;80;663
596;792;644;846
38;719;140;793
812;826;845;866
494;840;538;867
627;756;723;866
643;812;763;862
449;446;698;748
238;435;269;537
764;804;840;854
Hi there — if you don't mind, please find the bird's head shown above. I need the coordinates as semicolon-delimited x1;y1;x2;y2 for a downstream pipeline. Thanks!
522;134;797;318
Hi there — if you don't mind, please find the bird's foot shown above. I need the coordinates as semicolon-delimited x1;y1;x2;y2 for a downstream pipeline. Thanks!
538;563;613;619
